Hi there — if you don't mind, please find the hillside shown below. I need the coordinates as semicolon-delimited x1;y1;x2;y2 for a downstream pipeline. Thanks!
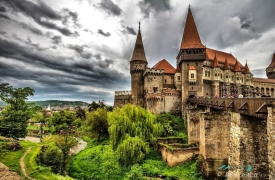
0;100;89;108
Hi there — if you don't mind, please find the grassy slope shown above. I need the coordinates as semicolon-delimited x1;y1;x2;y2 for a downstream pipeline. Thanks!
0;136;74;180
68;139;202;180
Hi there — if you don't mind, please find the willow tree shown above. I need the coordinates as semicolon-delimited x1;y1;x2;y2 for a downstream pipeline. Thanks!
108;104;163;165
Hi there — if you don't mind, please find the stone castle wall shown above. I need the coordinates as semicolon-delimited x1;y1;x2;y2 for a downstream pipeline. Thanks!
114;91;132;108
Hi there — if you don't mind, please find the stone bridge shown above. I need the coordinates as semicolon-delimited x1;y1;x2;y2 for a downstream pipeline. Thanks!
186;97;275;180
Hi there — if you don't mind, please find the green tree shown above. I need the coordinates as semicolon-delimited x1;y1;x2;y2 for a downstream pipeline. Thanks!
75;106;86;120
48;110;81;134
84;108;108;142
156;113;186;136
88;100;105;112
55;127;78;175
0;83;35;138
108;104;163;165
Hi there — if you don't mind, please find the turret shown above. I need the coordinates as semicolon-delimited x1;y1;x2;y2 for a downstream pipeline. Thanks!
266;53;275;79
130;22;147;106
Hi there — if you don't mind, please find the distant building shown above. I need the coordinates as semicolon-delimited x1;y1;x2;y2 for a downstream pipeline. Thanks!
114;7;275;114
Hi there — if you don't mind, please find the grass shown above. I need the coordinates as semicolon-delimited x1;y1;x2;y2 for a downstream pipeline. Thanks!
0;137;74;180
68;140;203;180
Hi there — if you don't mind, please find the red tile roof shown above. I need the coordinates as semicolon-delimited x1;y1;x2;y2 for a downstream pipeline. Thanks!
189;65;196;70
131;24;147;62
267;54;275;69
212;53;219;67
253;78;275;83
206;48;244;68
243;62;251;74
223;56;230;70
180;8;205;49
233;61;241;72
152;59;176;74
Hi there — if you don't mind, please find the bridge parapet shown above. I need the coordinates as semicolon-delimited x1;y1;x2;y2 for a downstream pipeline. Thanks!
187;97;275;118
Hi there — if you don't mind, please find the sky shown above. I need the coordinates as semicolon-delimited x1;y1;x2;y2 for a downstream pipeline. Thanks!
0;0;275;105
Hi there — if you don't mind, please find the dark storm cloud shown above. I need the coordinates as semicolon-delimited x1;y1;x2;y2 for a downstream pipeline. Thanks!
97;0;122;16
61;8;81;28
121;25;137;35
18;22;44;36
0;37;129;91
138;0;172;18
68;44;92;59
0;13;9;20
240;18;252;30
97;29;111;37
52;35;62;44
2;0;79;37
0;6;7;12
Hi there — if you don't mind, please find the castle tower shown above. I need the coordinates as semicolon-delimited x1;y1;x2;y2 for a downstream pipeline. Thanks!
177;6;206;100
266;53;275;79
130;22;147;106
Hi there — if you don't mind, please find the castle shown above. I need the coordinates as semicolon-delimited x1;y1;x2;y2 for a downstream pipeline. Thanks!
114;7;275;114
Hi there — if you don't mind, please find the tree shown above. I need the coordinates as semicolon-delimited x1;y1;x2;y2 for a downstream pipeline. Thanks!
108;104;163;165
48;110;81;134
75;106;86;120
55;127;78;175
88;101;105;112
0;83;35;138
84;108;108;142
156;113;186;137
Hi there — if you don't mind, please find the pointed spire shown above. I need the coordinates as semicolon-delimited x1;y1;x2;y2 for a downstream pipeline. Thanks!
243;60;250;74
180;7;205;49
267;53;275;68
212;52;219;67
223;56;230;70
233;60;241;72
131;22;147;62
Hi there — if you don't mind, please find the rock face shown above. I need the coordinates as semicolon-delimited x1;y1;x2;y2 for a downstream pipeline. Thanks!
0;162;23;180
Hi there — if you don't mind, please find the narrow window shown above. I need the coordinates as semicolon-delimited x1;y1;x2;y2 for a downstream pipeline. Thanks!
153;87;158;92
177;76;180;80
191;74;194;78
165;79;167;84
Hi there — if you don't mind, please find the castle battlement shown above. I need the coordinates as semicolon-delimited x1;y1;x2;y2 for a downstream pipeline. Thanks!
145;92;164;101
115;91;132;95
162;89;180;96
143;68;164;76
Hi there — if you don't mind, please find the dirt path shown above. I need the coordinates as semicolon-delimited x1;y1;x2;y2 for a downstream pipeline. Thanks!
20;147;35;180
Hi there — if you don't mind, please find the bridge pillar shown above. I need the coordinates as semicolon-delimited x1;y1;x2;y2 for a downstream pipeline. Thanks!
228;112;268;180
267;106;275;180
197;109;230;179
187;108;203;144
212;81;220;97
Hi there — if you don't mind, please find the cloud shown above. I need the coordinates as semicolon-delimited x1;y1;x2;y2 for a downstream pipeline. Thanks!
121;25;137;35
138;0;172;18
61;8;81;28
97;29;111;37
18;22;44;36
0;6;6;13
218;16;261;47
0;37;129;91
52;35;62;44
97;0;122;16
0;13;9;20
68;44;92;59
2;0;79;37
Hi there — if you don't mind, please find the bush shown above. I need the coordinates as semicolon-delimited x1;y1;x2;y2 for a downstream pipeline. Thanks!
36;145;63;173
124;164;145;180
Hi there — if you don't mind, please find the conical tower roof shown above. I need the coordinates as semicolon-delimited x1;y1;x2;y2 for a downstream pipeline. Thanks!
212;53;219;67
131;22;147;62
243;61;250;74
180;7;205;49
233;60;241;72
223;56;230;70
267;53;275;68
